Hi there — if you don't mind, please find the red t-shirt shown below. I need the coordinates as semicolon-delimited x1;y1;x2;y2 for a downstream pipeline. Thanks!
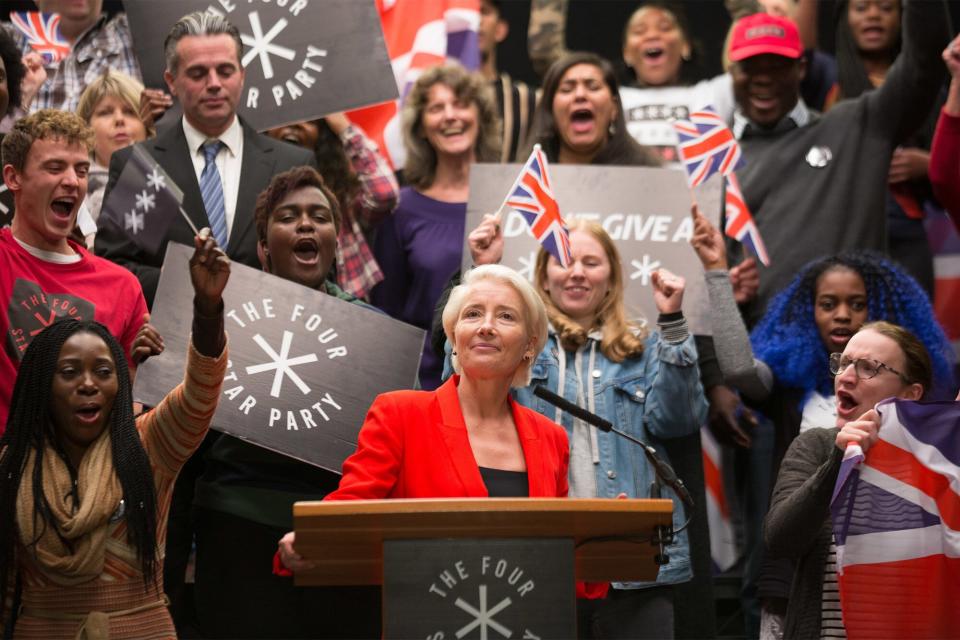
0;228;147;433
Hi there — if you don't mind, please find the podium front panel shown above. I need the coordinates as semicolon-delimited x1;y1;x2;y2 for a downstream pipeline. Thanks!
383;538;575;639
294;498;673;585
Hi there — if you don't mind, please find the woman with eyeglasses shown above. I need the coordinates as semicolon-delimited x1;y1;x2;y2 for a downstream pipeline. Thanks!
690;206;954;636
765;321;932;638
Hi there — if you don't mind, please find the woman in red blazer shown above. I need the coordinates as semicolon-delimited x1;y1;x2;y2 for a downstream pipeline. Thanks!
278;264;567;568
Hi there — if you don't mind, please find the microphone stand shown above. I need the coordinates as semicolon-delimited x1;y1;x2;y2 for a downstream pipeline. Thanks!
533;385;695;565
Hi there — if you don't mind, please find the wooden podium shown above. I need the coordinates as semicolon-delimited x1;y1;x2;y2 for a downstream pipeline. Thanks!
293;498;674;638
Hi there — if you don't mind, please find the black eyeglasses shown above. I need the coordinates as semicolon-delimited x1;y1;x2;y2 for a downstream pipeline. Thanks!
829;353;906;381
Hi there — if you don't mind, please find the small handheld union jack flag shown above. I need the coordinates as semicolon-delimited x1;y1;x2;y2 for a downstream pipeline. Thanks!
9;12;71;65
499;144;573;268
724;173;770;266
673;105;743;188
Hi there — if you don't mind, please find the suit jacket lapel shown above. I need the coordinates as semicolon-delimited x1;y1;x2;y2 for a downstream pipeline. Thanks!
436;377;488;497
153;123;209;233
229;119;276;254
512;398;545;496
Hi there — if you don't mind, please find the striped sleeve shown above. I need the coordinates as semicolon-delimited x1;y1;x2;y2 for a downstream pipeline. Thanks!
138;338;228;479
820;539;847;638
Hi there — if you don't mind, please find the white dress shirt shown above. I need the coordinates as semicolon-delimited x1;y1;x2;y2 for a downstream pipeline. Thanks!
182;116;244;242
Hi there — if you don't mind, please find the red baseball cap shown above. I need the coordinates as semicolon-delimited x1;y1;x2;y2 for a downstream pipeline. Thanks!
729;14;803;62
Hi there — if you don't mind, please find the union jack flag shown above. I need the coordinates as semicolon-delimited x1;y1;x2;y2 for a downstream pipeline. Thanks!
724;173;770;266
830;399;960;639
502;145;572;268
8;12;70;65
673;106;743;188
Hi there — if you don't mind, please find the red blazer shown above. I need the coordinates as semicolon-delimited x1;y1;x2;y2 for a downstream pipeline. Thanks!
284;378;607;598
327;376;569;500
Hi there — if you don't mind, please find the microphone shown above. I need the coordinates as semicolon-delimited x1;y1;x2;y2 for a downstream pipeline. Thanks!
533;385;694;510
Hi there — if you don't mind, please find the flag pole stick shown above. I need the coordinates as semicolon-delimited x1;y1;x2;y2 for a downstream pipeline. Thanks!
178;206;201;237
493;144;539;223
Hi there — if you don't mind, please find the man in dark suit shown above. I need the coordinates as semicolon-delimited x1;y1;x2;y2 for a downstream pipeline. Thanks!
95;10;316;306
94;12;315;632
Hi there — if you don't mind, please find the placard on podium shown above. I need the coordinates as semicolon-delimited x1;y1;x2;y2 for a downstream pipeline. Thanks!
293;498;673;637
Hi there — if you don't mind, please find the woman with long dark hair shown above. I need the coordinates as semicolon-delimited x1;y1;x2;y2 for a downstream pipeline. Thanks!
0;231;229;638
526;51;659;167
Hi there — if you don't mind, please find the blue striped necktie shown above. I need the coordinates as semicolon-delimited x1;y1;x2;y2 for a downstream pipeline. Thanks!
200;140;228;247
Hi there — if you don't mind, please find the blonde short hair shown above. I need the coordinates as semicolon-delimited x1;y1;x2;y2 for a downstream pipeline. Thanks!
76;70;153;136
442;265;548;388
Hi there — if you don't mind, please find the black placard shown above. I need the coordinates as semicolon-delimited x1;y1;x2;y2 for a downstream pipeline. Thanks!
123;0;398;131
133;242;424;472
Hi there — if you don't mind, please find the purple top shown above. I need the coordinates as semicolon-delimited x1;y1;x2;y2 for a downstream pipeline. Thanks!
371;187;466;390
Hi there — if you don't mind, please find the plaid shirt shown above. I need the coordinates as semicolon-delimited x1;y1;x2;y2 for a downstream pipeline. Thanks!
5;13;141;114
335;125;398;299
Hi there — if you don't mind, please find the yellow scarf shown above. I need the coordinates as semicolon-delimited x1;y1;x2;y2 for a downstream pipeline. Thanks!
16;429;124;586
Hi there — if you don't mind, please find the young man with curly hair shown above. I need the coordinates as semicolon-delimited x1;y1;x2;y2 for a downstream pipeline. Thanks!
0;109;147;433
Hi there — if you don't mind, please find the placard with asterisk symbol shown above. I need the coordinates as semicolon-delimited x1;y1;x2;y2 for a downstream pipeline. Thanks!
124;0;397;131
133;242;424;472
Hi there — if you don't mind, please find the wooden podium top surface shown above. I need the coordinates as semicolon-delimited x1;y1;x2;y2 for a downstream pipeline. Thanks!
293;498;673;585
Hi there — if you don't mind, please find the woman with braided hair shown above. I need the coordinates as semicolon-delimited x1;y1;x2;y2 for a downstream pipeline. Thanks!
0;229;229;639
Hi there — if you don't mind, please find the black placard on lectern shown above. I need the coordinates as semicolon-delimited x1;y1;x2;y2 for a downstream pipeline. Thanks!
383;538;575;639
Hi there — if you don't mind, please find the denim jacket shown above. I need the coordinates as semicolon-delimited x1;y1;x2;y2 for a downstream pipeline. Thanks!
512;327;708;587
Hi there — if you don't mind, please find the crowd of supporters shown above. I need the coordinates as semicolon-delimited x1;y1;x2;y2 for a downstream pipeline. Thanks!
0;1;958;639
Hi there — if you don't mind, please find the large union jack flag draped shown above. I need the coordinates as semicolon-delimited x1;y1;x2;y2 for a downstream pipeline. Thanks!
502;145;572;268
8;12;70;64
673;106;743;188
725;173;770;266
830;399;960;639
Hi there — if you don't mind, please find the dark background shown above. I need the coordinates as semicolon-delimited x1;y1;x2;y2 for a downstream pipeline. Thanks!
489;0;959;86
5;0;958;87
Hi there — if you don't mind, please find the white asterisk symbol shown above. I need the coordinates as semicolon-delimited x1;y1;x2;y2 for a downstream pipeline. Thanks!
135;189;156;212
124;210;144;234
630;254;661;286
454;585;512;640
515;251;538;281
146;167;166;192
245;331;318;398
241;11;296;80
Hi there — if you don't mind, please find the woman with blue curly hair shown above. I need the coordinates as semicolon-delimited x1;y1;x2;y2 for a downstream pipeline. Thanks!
692;207;953;454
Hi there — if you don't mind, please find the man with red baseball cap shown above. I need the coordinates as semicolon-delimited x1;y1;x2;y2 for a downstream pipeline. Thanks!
729;14;806;133
724;6;948;331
